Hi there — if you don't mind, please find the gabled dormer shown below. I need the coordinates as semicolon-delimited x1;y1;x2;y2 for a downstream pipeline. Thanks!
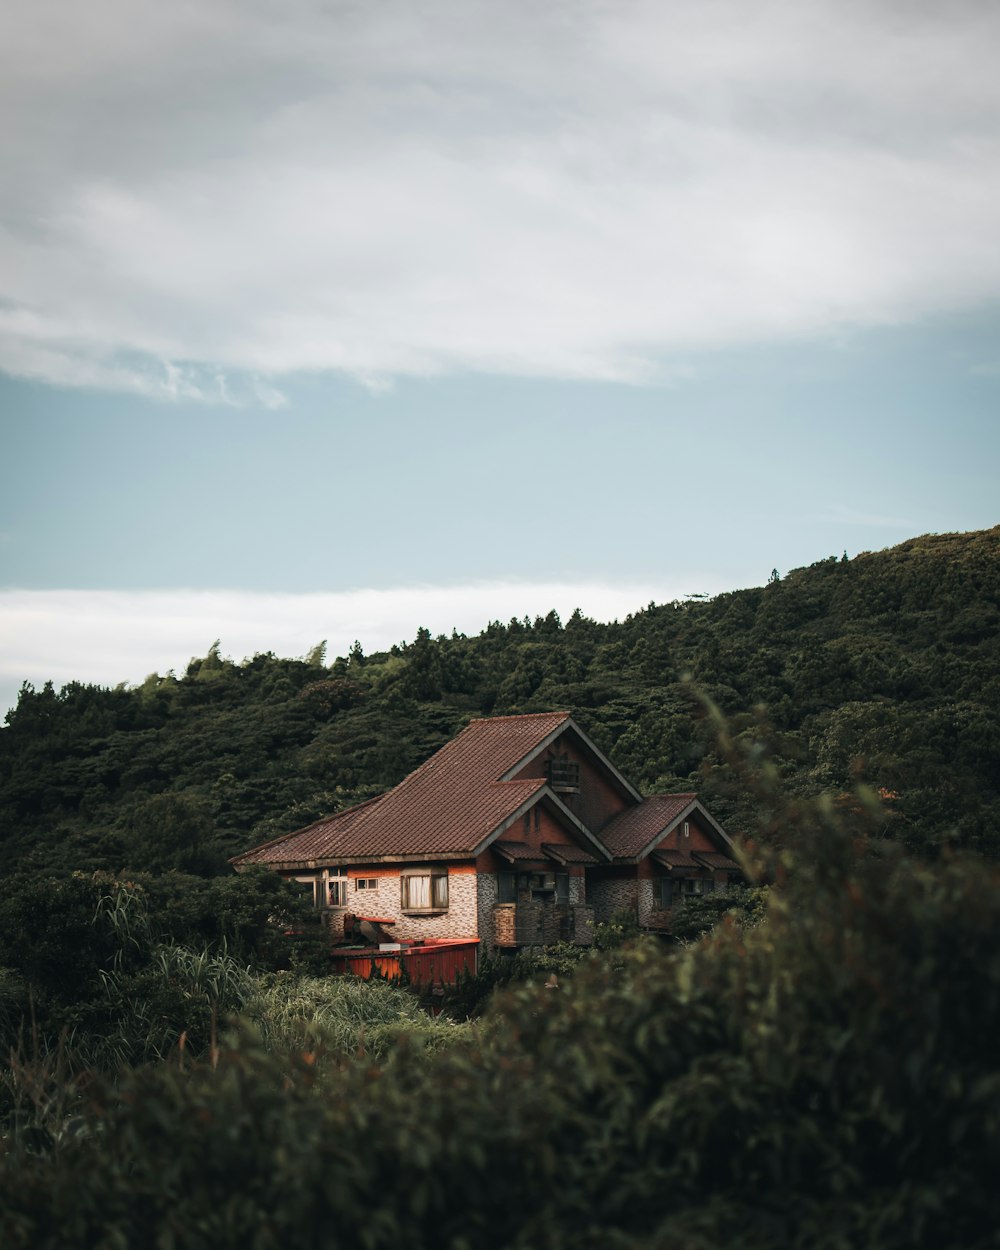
503;714;642;834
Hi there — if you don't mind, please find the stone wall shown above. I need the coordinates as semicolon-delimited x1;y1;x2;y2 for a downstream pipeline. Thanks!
638;878;662;927
476;872;499;953
588;876;638;924
571;905;595;946
298;865;478;944
389;867;479;942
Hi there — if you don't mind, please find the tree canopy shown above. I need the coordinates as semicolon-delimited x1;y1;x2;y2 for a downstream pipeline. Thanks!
1;526;998;874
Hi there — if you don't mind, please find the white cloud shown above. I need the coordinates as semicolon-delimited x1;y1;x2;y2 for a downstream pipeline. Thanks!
0;580;727;718
3;0;1000;394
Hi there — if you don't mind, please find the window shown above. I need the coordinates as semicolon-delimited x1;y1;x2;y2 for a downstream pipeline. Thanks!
355;878;378;892
529;871;556;898
498;871;517;903
292;877;322;909
328;868;348;908
660;876;713;908
401;866;449;912
546;756;580;792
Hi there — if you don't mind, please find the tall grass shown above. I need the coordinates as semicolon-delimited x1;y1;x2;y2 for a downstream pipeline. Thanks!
245;973;473;1062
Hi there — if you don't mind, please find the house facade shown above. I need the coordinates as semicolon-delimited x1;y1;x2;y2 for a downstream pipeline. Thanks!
232;711;742;962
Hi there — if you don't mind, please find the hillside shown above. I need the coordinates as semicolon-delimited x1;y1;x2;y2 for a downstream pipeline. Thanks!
1;525;998;872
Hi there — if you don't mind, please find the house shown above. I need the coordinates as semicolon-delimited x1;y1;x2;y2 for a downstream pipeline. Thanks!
231;711;742;971
590;793;743;929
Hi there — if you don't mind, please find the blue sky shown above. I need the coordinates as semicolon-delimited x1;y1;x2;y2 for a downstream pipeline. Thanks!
1;1;998;717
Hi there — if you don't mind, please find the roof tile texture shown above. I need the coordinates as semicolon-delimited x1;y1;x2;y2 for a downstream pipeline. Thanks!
694;851;741;871
542;843;601;865
652;847;699;869
492;840;540;862
236;712;569;863
599;793;697;858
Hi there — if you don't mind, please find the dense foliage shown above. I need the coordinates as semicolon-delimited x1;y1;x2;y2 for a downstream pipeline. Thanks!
2;526;998;875
0;869;326;1069
2;808;998;1249
2;526;999;1246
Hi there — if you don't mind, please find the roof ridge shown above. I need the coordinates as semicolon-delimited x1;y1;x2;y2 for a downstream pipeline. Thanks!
350;713;569;806
467;710;571;724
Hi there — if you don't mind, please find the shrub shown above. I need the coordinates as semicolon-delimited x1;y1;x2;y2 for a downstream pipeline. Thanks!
2;830;999;1249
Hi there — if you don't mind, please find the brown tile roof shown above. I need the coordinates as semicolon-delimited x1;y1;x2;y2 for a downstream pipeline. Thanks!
232;796;384;866
493;840;539;862
599;793;697;859
652;847;699;870
693;851;742;872
542;843;601;865
234;712;572;865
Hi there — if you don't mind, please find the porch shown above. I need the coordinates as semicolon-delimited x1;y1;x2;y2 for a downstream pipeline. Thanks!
492;902;595;948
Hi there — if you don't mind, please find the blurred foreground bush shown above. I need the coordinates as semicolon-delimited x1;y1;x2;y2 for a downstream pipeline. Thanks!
3;814;999;1250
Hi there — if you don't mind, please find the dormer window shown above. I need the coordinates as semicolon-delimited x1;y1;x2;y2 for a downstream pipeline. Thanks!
547;756;580;793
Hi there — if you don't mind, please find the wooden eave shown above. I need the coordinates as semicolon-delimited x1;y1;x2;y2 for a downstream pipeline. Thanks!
628;797;741;865
472;784;612;862
235;851;478;872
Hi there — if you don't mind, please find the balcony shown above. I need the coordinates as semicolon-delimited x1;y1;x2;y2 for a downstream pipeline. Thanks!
546;758;581;794
493;903;594;948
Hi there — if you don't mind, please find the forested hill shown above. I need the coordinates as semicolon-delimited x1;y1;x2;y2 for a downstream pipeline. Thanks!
2;526;998;874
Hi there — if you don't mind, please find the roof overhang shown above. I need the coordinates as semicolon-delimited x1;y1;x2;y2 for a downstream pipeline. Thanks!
228;796;384;867
498;715;644;804
234;850;479;872
472;783;612;862
651;848;699;871
492;840;537;864
622;797;741;865
542;842;601;866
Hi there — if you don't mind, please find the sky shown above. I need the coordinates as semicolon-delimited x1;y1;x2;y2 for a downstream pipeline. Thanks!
1;0;999;718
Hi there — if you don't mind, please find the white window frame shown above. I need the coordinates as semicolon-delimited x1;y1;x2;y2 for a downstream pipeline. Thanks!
327;868;348;908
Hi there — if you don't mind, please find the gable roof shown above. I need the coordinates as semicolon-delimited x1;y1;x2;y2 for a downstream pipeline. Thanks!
500;716;644;803
232;796;384;868
599;793;736;863
233;711;613;867
599;793;696;859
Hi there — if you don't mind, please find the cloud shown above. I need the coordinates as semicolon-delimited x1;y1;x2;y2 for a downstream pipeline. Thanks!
3;0;1000;395
0;579;726;718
